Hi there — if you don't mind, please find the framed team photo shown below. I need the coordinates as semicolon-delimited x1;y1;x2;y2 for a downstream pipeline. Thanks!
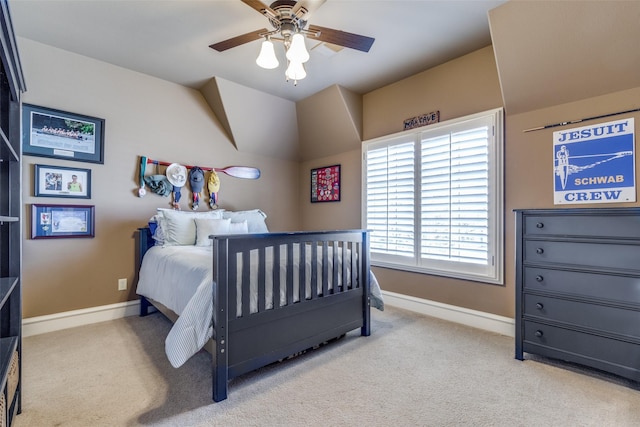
22;104;105;164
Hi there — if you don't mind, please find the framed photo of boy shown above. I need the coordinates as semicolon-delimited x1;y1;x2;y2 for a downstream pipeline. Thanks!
34;164;91;199
31;204;95;239
22;104;105;164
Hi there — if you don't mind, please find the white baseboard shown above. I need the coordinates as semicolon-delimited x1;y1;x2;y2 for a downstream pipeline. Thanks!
382;290;515;337
23;300;141;337
22;293;514;339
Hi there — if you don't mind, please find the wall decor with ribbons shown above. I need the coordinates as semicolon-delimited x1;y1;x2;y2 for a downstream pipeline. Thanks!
138;156;261;210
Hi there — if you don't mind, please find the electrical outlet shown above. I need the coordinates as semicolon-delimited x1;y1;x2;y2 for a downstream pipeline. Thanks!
118;278;127;291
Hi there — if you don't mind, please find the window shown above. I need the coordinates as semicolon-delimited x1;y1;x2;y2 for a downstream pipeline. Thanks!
363;108;503;284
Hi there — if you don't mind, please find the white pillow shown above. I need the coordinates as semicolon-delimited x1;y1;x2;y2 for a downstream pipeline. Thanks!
157;208;224;246
222;209;268;233
194;218;231;246
228;220;249;234
157;208;224;219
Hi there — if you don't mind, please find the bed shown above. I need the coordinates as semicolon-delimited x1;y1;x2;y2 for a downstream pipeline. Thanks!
135;208;382;402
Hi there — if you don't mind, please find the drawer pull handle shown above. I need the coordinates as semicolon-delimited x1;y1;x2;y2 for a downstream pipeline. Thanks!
535;303;544;310
536;222;544;228
536;275;543;282
535;330;544;338
536;248;544;254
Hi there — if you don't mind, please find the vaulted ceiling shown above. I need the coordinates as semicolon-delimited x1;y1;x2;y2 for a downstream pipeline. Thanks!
11;1;640;161
9;0;506;102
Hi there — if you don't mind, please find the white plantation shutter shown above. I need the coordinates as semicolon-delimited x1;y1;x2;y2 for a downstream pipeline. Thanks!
363;109;503;284
367;138;415;257
421;126;489;264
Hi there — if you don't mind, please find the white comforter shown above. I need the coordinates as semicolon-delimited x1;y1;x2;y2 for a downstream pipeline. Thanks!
136;245;383;368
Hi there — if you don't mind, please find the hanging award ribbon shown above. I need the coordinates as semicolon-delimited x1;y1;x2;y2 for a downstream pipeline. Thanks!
138;156;147;197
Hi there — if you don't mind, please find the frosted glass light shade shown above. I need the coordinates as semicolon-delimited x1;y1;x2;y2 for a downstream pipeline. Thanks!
256;40;279;69
285;60;306;81
285;33;309;63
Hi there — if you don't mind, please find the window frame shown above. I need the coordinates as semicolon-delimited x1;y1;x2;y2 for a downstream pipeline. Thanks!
362;108;504;285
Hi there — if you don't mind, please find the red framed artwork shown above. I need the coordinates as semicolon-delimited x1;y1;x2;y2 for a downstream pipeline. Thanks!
311;165;341;203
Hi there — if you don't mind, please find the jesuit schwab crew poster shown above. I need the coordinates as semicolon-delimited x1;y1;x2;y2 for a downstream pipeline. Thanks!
553;118;635;205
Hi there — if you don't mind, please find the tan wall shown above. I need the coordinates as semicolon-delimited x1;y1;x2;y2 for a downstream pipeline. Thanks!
363;46;502;141
361;46;511;317
360;43;640;319
20;39;300;318
24;33;640;322
503;88;640;317
299;149;362;231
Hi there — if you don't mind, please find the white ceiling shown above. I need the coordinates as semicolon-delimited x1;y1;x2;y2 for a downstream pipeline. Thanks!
9;0;507;102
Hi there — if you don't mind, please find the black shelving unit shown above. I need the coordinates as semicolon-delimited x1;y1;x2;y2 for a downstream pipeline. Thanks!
0;0;25;425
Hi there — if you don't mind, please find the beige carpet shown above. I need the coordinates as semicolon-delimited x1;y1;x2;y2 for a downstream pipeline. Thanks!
14;306;640;427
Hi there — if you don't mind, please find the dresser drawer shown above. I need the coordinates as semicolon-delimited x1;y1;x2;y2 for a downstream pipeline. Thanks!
524;214;640;238
523;267;640;304
524;321;640;374
524;240;640;272
524;294;640;338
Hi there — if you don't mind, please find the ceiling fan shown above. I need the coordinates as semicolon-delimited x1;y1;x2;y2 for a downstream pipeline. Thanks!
209;0;375;78
210;0;374;53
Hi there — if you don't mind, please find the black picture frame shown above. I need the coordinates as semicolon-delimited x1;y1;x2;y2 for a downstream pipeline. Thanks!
311;164;341;203
31;204;95;239
22;104;105;164
34;164;91;199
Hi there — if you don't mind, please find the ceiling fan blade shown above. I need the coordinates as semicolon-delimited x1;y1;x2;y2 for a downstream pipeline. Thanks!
307;25;375;52
241;0;277;19
209;29;268;52
292;0;326;20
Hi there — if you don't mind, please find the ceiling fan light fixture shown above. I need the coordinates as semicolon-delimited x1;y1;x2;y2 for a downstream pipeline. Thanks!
256;38;279;69
285;33;310;63
210;0;374;86
285;60;306;84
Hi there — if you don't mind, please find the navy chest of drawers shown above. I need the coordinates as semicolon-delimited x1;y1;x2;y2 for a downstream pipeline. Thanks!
515;208;640;381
